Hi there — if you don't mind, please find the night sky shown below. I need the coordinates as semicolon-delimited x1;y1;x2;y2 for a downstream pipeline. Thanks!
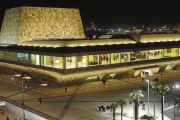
0;0;180;29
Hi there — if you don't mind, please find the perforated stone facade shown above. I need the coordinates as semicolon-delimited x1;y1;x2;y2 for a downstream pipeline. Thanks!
0;6;85;44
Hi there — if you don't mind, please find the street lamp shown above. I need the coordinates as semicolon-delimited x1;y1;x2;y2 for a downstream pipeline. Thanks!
13;74;30;120
146;77;149;116
173;84;179;120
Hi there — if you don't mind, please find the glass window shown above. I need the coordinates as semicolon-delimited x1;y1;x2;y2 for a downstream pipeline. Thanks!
36;55;40;65
111;53;120;64
44;55;53;67
171;48;178;57
148;49;163;60
89;54;99;66
0;51;4;60
4;51;13;60
78;55;88;68
100;54;110;65
41;55;44;66
15;52;28;63
163;49;171;58
66;56;76;69
55;56;64;69
131;51;147;61
121;52;130;63
31;54;36;65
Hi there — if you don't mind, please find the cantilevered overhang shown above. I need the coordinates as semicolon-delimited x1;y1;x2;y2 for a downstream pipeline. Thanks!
19;37;136;47
1;41;180;56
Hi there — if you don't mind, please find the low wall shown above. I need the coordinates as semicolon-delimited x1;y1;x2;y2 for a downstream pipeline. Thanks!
0;101;5;106
5;102;46;120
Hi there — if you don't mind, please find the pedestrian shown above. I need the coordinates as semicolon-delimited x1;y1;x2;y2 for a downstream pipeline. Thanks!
65;87;67;94
160;73;162;77
101;103;104;111
142;77;144;81
103;104;106;112
39;97;42;105
7;115;9;120
142;103;145;110
98;104;101;112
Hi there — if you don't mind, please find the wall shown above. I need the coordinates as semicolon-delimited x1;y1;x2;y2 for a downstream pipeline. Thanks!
0;7;22;44
0;7;85;44
4;102;46;120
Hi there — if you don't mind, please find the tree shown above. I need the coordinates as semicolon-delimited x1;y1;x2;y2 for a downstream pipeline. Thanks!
117;99;129;120
150;80;158;118
156;84;170;120
129;90;144;120
140;114;155;120
106;103;118;120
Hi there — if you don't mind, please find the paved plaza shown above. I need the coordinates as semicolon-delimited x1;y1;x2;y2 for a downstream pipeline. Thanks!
1;69;180;120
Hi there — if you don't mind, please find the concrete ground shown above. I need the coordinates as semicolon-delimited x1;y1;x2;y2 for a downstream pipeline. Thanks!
0;69;180;120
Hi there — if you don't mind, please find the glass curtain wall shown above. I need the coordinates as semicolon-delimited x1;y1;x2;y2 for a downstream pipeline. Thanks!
131;51;147;61
44;55;53;67
100;53;110;65
4;51;13;60
54;56;63;69
121;52;130;63
163;48;178;58
78;56;88;67
111;53;120;64
66;56;76;69
148;49;163;60
89;54;99;66
0;51;4;60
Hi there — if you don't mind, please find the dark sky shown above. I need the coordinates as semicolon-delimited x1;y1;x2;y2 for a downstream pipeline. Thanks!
0;0;180;29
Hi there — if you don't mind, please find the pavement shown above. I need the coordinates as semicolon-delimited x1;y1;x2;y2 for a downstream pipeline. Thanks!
0;69;180;120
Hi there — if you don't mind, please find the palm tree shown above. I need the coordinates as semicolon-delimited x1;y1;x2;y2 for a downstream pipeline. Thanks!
140;114;155;120
129;90;144;120
117;99;129;120
156;84;170;120
150;80;158;118
106;103;118;120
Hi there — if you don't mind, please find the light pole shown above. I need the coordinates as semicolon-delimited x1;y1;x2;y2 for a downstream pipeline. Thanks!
146;77;149;116
173;84;179;120
22;80;25;120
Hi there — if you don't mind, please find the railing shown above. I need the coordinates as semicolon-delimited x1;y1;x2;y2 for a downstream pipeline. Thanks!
0;95;58;120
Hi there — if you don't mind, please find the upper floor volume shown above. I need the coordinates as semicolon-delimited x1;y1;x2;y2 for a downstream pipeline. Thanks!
0;6;85;45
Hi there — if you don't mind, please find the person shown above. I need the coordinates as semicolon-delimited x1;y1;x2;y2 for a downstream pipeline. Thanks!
102;104;106;112
160;73;162;77
39;97;42;105
142;77;144;81
7;116;9;120
65;88;67;94
98;104;101;112
142;103;145;110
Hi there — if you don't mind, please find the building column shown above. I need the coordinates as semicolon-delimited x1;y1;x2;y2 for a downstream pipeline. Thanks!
76;56;78;68
53;56;55;68
39;55;41;66
87;55;89;67
63;57;66;69
119;53;121;63
146;50;149;60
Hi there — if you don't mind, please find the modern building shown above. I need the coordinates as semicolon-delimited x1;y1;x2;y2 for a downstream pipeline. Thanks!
1;7;180;86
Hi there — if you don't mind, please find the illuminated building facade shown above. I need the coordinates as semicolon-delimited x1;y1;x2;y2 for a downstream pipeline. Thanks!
0;7;180;86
